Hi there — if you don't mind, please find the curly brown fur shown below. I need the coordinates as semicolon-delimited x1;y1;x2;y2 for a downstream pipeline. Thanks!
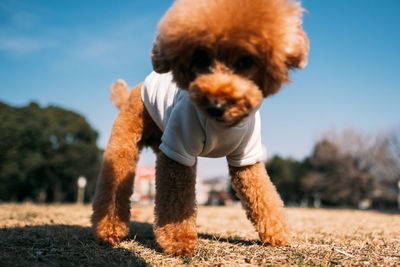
229;162;289;245
109;79;131;109
91;84;161;245
152;0;308;126
154;153;197;255
152;0;308;94
92;0;308;256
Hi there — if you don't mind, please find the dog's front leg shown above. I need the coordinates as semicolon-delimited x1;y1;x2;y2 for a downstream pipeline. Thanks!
229;162;289;246
154;152;197;256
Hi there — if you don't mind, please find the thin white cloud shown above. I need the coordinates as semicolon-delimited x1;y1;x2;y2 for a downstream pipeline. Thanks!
11;11;38;30
64;16;155;66
0;2;50;55
73;40;117;59
0;37;55;54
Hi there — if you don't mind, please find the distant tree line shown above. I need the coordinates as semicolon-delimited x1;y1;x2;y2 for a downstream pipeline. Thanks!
267;128;400;209
0;102;101;203
1;101;399;209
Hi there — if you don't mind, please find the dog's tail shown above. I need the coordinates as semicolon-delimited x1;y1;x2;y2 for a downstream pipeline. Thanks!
110;79;130;109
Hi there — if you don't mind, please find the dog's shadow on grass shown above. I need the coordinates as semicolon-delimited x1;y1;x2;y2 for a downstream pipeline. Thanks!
0;224;150;267
129;221;263;249
127;221;161;252
198;233;264;246
0;221;262;266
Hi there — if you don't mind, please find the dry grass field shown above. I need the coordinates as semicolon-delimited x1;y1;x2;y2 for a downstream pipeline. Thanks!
0;203;399;266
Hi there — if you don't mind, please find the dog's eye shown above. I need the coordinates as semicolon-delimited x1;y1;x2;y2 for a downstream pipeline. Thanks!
234;55;255;71
191;49;212;70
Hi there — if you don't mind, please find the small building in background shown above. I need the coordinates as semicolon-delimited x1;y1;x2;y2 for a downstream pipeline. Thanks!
201;177;233;206
196;179;211;205
130;165;234;206
130;166;156;205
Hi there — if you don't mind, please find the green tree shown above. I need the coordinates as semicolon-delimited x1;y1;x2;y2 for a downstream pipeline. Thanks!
266;155;306;204
301;129;400;208
301;139;372;207
0;102;101;202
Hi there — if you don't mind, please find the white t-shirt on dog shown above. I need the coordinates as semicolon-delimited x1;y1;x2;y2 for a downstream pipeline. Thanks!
141;71;263;167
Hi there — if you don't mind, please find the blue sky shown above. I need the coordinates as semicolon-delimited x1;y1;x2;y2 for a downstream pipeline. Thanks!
1;0;399;178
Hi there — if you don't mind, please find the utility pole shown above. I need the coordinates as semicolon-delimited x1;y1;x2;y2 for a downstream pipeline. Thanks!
397;180;400;210
77;176;87;205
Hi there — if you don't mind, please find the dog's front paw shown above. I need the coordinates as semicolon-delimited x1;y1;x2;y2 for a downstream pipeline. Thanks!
260;231;289;246
93;215;129;246
258;219;290;246
154;224;198;256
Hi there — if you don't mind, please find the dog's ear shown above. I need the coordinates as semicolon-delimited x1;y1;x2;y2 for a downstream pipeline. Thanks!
261;25;309;97
151;37;171;73
285;25;309;69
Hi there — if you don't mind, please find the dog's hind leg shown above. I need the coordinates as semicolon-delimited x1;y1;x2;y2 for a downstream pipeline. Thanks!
229;162;289;246
153;153;198;256
91;84;155;246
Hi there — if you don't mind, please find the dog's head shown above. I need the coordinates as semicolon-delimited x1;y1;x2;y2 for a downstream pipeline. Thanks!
152;0;309;127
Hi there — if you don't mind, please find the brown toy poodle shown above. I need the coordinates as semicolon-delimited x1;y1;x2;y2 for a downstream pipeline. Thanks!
92;0;309;256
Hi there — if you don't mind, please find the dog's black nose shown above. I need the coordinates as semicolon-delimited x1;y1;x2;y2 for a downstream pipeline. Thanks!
205;102;226;118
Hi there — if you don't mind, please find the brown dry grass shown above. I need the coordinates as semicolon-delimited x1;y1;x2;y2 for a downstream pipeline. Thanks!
0;203;399;266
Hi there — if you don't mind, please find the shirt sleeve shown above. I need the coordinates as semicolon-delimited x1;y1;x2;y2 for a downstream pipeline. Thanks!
226;112;264;167
159;94;205;166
